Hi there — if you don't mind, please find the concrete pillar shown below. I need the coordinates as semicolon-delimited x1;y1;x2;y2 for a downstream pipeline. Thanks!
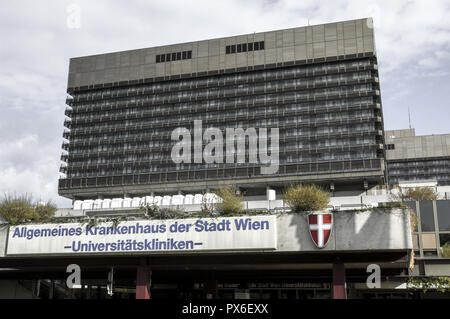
332;262;347;299
136;267;152;299
49;280;55;299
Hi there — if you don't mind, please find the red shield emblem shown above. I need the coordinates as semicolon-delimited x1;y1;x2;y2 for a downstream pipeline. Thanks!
308;213;333;248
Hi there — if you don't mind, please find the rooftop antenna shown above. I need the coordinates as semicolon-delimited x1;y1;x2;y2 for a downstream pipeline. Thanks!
408;106;412;129
308;18;310;26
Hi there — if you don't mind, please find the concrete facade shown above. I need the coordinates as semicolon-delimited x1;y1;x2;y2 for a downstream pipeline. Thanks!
385;129;450;185
68;18;375;89
385;129;450;160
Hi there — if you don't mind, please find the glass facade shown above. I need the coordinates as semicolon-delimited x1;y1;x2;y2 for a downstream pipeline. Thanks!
59;57;385;196
387;158;450;186
410;200;450;257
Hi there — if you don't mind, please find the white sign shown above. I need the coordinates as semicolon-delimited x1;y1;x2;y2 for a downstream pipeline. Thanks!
6;216;277;256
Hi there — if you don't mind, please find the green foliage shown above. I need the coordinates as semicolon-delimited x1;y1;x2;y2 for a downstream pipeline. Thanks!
213;186;244;216
378;201;408;208
200;191;216;216
408;276;450;293
392;186;439;202
35;201;57;221
441;242;450;258
140;203;159;216
140;202;185;220
283;184;330;213
0;194;56;224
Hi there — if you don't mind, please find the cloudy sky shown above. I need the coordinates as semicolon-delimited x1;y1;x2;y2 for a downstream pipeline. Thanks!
1;0;449;207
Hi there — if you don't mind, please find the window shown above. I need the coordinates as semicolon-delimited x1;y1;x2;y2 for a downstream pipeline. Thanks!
386;144;395;150
437;200;450;231
440;233;450;248
156;50;192;63
225;41;264;55
420;201;435;232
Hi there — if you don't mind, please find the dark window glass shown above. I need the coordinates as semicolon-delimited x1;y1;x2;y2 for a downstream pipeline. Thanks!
437;200;450;231
187;51;192;59
242;43;247;52
182;51;187;59
423;250;437;257
420;200;435;232
226;46;230;54
439;233;450;248
260;41;265;50
237;44;242;53
156;55;160;63
248;42;253;51
166;53;171;62
254;42;259;50
160;54;165;62
177;52;181;60
231;45;236;53
172;53;176;61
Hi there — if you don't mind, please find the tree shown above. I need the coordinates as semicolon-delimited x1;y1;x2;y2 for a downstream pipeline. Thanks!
283;184;330;213
0;194;56;224
442;242;450;258
391;186;439;202
35;201;57;221
213;186;243;216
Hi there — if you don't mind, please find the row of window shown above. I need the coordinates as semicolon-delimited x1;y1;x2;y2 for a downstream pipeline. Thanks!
69;71;373;117
225;41;265;54
66;123;377;155
155;50;192;63
68;110;375;141
68;136;376;164
72;96;373;125
388;160;449;167
68;97;374;125
69;59;373;101
65;152;378;178
389;168;449;174
386;144;395;150
67;85;375;131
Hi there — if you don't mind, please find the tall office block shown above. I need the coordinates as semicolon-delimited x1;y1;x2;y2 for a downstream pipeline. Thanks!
59;18;386;200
